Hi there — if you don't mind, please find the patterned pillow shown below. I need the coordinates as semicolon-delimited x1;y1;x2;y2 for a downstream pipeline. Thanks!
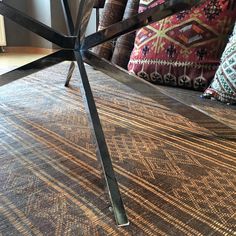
203;23;236;104
128;0;236;91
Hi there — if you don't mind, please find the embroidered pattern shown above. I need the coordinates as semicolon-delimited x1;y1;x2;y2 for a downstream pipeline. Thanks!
204;0;222;20
128;0;236;91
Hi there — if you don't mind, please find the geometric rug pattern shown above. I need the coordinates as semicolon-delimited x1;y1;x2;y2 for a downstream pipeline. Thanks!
0;62;235;235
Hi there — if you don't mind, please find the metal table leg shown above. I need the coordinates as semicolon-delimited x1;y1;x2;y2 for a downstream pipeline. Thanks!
0;0;201;226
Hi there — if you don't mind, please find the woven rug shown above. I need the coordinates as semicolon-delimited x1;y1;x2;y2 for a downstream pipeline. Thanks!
0;62;235;235
155;86;236;131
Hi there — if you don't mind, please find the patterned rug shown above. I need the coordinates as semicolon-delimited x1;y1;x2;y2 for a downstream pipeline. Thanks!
154;86;236;130
0;62;235;235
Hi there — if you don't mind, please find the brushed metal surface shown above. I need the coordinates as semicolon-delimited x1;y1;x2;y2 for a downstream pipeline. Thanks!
0;0;201;226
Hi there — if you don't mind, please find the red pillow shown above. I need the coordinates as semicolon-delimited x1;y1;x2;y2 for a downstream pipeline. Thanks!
128;0;236;91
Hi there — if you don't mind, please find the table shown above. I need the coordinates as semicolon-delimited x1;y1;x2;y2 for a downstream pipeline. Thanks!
0;0;201;226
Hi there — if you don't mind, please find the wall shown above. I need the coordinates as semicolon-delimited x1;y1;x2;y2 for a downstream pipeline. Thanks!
3;0;96;48
50;0;67;49
27;0;52;48
3;0;52;48
67;0;96;36
87;10;97;36
4;0;31;46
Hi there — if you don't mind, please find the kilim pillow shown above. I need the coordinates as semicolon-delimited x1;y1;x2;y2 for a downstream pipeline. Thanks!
128;0;236;91
202;23;236;104
93;0;128;60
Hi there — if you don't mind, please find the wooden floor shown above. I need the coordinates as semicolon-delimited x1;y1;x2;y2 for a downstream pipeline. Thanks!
0;47;54;74
0;47;236;235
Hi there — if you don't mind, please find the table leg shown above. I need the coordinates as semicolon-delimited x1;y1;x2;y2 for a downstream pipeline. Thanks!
74;50;129;227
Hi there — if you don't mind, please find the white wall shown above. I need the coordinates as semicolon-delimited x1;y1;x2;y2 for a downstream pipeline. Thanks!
4;0;31;46
86;10;96;36
27;0;52;48
3;0;96;48
68;1;97;36
50;0;67;48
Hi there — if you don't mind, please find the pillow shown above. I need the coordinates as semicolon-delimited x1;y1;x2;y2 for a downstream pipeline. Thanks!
128;0;236;91
203;23;236;104
93;0;128;59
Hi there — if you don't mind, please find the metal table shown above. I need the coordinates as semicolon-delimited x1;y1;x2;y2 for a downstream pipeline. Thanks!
0;0;201;226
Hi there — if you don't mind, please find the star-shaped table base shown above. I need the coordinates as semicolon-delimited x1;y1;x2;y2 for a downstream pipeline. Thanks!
0;0;201;226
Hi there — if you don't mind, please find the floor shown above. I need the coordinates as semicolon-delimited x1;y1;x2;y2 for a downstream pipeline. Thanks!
0;47;55;74
0;47;236;235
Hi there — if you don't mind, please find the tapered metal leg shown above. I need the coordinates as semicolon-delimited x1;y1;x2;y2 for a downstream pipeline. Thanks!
96;8;100;31
66;0;95;86
65;61;76;87
60;0;76;87
63;0;95;87
61;0;75;35
74;51;129;227
74;0;95;42
63;6;128;225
